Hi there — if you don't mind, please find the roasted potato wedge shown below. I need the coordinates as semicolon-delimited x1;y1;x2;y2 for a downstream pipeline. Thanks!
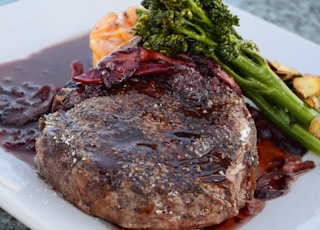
293;75;320;99
270;60;302;81
305;96;320;109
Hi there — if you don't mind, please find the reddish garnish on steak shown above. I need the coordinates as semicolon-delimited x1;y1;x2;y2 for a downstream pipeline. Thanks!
34;46;258;229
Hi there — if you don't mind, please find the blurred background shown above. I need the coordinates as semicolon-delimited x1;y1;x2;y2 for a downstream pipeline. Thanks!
0;0;18;6
225;0;320;44
0;0;319;229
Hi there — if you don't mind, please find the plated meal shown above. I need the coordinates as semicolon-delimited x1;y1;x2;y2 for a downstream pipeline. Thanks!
1;0;320;229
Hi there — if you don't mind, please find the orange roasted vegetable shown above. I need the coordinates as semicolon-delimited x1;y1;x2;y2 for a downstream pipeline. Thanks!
90;6;139;65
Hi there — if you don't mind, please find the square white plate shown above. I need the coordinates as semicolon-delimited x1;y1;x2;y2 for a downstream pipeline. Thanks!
1;0;320;229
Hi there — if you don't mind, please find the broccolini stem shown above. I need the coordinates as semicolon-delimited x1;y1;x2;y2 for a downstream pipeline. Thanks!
242;84;320;155
229;52;319;128
203;46;320;154
176;22;215;47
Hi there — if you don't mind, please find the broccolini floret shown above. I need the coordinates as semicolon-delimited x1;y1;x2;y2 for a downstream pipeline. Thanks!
136;0;251;62
134;0;320;155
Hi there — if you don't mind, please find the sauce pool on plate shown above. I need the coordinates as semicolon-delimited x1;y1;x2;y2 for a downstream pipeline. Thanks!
0;35;91;164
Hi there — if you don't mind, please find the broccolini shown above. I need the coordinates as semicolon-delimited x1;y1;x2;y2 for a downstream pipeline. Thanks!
134;0;320;155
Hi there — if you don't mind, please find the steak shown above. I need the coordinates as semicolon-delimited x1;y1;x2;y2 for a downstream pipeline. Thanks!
34;48;258;229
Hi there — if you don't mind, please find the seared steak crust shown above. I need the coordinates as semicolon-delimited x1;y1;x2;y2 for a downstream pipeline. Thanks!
35;55;258;229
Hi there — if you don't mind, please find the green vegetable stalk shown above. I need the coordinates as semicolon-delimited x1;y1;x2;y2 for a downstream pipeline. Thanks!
134;0;320;154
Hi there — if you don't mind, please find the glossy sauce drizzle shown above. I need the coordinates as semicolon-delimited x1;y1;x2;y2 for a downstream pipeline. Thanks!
0;35;315;229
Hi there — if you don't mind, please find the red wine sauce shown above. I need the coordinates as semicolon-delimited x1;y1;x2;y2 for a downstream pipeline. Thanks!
0;35;91;164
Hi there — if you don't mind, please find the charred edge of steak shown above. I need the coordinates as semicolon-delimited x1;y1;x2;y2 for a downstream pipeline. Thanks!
35;51;258;230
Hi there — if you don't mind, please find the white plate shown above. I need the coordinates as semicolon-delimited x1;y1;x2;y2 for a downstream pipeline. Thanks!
1;1;320;229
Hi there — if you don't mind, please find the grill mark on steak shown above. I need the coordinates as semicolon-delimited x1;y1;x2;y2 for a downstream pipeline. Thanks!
35;49;258;230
